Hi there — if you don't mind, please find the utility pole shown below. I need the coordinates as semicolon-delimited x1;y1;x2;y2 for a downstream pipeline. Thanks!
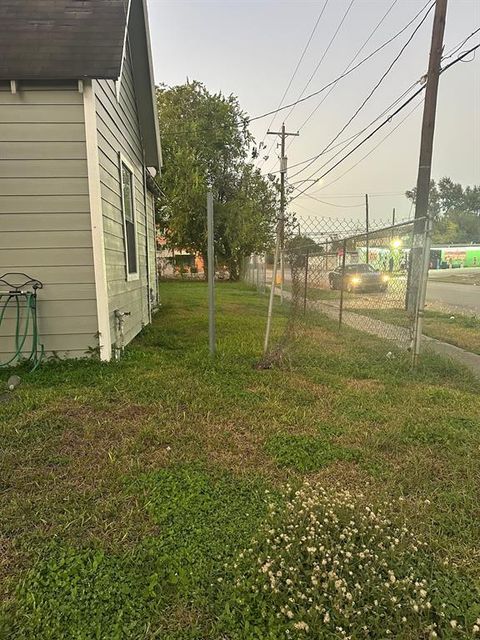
267;123;299;302
392;207;396;227
365;194;369;264
408;0;448;312
410;0;448;364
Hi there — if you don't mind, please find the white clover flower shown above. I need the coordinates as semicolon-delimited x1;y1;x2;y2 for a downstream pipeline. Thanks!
450;620;458;629
293;621;309;631
472;624;479;634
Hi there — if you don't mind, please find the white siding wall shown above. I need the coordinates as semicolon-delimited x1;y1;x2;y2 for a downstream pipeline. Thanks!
0;81;98;360
94;45;153;349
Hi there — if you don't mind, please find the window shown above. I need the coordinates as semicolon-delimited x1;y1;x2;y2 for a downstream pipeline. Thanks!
120;159;138;279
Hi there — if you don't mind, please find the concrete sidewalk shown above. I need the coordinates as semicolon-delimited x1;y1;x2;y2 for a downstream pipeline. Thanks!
274;287;480;379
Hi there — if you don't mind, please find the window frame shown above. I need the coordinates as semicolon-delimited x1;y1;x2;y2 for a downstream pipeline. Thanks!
119;153;139;281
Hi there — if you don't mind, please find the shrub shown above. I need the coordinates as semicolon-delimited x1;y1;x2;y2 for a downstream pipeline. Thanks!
223;482;480;639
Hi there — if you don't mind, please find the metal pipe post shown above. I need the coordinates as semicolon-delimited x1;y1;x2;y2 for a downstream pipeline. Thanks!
412;217;432;367
264;227;281;354
338;239;347;329
365;193;369;264
207;190;216;355
303;248;309;315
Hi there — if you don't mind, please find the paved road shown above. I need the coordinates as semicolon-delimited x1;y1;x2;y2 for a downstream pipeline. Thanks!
426;280;480;315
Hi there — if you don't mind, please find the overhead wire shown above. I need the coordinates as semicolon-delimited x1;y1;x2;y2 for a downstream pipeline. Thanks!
289;42;480;202
249;0;433;123
301;99;424;196
442;26;480;61
261;0;356;176
288;79;420;180
290;0;399;143
254;0;330;170
282;0;356;124
290;1;435;182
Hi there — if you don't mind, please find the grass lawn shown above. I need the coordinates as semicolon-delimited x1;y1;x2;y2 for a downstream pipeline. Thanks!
354;307;480;355
1;281;480;638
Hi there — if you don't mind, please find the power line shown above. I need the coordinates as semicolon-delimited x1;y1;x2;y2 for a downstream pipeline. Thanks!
286;23;479;176
297;192;365;208
302;100;425;195
290;2;434;182
254;0;329;170
261;0;355;176
290;42;480;202
442;26;480;60
249;0;434;123
288;79;420;179
287;190;406;197
283;0;356;124
293;0;399;138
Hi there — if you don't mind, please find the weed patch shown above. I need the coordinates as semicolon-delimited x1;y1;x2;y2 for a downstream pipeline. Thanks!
265;434;358;472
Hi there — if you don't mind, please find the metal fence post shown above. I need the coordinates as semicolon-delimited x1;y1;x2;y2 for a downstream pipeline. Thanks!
412;217;432;367
303;248;309;315
264;227;281;354
207;190;216;356
338;239;347;329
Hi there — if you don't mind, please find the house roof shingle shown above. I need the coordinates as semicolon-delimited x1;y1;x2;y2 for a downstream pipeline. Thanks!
0;0;129;80
0;0;161;169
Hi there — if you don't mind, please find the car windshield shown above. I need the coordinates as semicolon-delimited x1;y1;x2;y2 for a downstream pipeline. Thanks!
345;264;376;273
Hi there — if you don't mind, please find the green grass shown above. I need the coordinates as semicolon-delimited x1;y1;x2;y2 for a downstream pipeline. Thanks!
1;281;480;638
353;306;480;354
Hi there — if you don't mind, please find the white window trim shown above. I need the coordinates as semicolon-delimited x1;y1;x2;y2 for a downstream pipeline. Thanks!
119;153;139;282
83;80;112;361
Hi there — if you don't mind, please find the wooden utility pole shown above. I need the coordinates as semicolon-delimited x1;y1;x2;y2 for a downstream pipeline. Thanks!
365;194;369;264
409;0;448;355
267;123;299;301
413;0;448;228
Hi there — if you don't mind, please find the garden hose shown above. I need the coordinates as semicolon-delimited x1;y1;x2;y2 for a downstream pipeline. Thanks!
0;273;44;371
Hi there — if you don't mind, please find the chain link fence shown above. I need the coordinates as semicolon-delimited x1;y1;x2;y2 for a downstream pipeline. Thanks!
244;215;429;368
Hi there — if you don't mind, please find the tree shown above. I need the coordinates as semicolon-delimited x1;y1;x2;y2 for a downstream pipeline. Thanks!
156;81;278;279
406;178;480;243
405;180;441;220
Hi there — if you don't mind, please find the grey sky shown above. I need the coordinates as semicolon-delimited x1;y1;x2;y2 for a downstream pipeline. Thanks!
146;0;479;224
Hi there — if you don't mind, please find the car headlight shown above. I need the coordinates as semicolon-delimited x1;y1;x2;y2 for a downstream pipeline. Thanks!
382;275;389;282
350;276;361;285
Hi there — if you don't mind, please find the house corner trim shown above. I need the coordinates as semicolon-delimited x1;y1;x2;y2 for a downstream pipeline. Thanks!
83;80;112;361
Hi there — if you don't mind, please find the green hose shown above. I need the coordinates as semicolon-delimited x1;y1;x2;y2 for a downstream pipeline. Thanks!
0;291;44;370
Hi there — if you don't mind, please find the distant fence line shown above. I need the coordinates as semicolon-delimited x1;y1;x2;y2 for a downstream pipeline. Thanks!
244;215;430;368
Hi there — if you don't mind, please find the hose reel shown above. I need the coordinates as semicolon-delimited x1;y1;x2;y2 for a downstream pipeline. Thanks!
0;272;44;371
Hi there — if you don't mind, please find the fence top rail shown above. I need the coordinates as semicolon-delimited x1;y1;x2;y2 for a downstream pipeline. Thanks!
282;217;428;256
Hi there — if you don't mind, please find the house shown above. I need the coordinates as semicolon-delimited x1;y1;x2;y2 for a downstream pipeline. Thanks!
0;0;161;363
156;234;205;278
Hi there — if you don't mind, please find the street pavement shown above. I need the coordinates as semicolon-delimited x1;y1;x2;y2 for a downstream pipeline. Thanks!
426;280;479;315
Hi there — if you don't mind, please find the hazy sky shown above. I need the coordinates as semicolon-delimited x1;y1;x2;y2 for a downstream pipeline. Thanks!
146;0;479;224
